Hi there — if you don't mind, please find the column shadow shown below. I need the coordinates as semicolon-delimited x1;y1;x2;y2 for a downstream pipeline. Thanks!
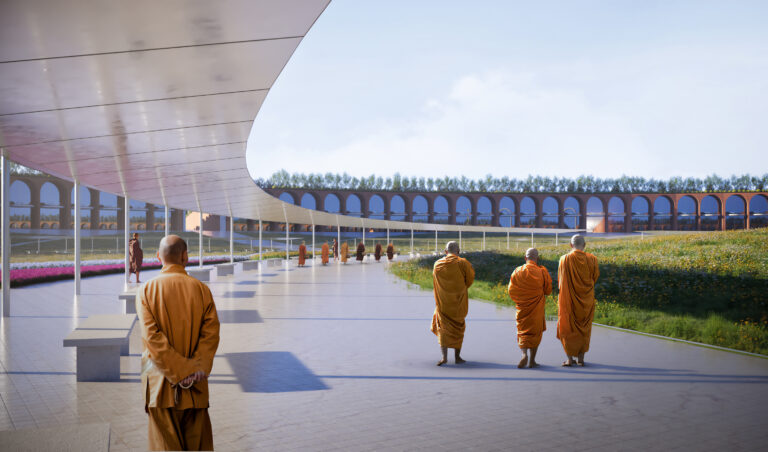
217;309;263;324
226;351;329;393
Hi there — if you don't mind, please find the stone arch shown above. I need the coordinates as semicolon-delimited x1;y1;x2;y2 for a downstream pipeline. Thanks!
323;193;340;213
585;197;604;232
129;199;147;231
749;194;768;229
677;195;698;231
456;196;472;225
279;192;295;204
433;195;449;223
542;196;559;228
412;195;429;222
499;196;515;227
563;196;581;229
345;194;362;216
607;196;625;232
99;192;118;230
700;195;720;231
725;194;747;230
369;194;386;219
390;195;406;220
10;180;32;229
631;196;650;231
476;196;493;225
518;196;536;228
300;193;318;210
40;181;61;229
653;196;673;230
71;185;92;227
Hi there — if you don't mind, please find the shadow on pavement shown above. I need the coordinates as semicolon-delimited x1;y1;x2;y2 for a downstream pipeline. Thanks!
226;351;329;393
217;309;263;324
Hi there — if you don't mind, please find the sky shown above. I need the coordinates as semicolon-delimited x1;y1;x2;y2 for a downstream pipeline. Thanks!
246;0;768;181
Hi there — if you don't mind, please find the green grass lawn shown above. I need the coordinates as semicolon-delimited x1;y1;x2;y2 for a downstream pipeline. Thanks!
389;229;768;355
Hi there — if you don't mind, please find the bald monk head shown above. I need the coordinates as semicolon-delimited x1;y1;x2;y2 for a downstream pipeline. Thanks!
157;235;188;266
525;247;539;264
444;241;460;255
570;234;586;251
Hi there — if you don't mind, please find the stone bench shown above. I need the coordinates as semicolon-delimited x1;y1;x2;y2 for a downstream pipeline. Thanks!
187;267;214;282
266;258;282;267
63;329;131;381
216;263;236;276
118;289;137;314
242;260;260;271
76;314;138;356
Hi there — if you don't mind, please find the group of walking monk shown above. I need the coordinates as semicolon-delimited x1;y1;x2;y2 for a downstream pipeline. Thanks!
313;239;396;266
431;234;599;368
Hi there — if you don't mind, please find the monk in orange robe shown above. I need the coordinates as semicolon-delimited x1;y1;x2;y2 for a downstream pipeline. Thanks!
321;242;330;265
298;241;307;267
138;235;220;450
356;242;365;262
431;241;474;366
386;243;395;261
340;242;349;264
557;234;599;367
129;232;144;283
374;243;382;261
507;248;552;368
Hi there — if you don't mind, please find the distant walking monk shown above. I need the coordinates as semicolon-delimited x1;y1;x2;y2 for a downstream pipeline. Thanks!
374;243;383;262
557;234;599;367
332;239;339;262
507;248;552;368
356;241;365;262
431;241;474;366
340;241;349;264
386;243;395;261
321;242;330;265
138;235;220;450
129;232;144;283
298;241;307;267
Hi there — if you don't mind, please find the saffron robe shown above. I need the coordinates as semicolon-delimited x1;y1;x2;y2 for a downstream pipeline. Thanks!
129;238;143;274
557;249;600;356
298;244;306;266
341;242;349;263
386;243;395;261
356;242;365;261
507;262;552;349
137;264;220;451
430;254;475;348
374;243;382;261
321;243;330;264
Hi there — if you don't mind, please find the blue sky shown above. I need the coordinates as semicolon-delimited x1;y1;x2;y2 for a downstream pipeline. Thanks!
246;1;768;180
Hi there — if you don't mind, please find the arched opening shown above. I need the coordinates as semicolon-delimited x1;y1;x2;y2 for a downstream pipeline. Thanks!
725;195;746;230
99;192;118;230
390;195;406;221
71;185;91;228
631;197;650;231
129;199;147;231
519;197;536;227
300;193;317;210
411;195;428;222
369;195;385;220
586;197;604;232
40;182;61;229
10;180;31;229
542;197;558;228
499;197;515;227
653;196;672;230
677;196;697;230
153;206;166;232
749;195;768;229
563;197;580;229
433;196;449;223
456;196;472;225
476;196;492;225
279;192;295;204
607;197;625;232
345;194;362;217
323;194;340;213
700;196;720;231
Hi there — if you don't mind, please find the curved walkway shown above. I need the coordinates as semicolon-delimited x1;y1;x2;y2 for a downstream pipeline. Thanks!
1;260;767;451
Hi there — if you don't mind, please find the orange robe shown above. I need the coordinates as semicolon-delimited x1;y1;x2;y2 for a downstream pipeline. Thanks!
341;242;349;263
557;249;600;356
430;254;475;348
386;244;394;261
137;264;220;451
321;243;330;264
298;244;306;266
507;262;552;349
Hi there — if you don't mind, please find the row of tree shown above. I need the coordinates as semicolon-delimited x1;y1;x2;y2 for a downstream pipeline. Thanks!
256;170;768;194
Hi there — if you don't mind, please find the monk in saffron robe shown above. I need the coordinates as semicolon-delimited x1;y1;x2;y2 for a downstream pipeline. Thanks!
138;235;220;450
332;239;339;262
356;242;365;262
557;234;599;367
507;248;552;368
340;242;349;264
374;243;382;261
321;242;330;265
431;241;474;366
129;232;144;283
298;241;307;267
386;243;395;261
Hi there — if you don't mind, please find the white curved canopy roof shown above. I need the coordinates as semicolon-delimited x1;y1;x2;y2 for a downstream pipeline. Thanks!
0;0;579;234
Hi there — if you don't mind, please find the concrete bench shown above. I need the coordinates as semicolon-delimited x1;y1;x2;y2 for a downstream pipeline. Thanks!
63;329;130;381
118;289;137;314
266;258;282;267
76;314;137;356
242;260;260;271
187;267;214;282
216;263;236;276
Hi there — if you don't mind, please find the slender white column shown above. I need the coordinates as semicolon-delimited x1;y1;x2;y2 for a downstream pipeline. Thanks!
285;221;289;261
74;180;81;296
410;228;414;255
362;225;365;245
507;230;510;249
459;229;462;250
258;219;262;261
229;216;234;264
386;227;389;245
337;224;341;263
198;211;203;267
311;224;315;265
434;229;437;253
1;151;11;317
482;230;486;251
124;197;130;286
531;231;534;247
556;232;559;246
164;205;169;236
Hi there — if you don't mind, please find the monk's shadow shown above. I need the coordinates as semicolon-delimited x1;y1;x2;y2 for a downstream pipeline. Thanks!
220;290;256;299
455;361;520;370
236;280;263;285
226;351;329;393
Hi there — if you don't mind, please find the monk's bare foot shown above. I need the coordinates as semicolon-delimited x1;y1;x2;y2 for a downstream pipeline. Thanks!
577;360;585;367
577;352;585;366
518;355;528;368
436;358;447;366
455;356;466;364
528;360;538;368
562;360;574;367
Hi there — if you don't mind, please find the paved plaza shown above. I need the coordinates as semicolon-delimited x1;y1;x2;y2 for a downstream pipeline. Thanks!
0;258;767;451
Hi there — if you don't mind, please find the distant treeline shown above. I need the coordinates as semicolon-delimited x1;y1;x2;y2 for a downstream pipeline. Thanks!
256;170;768;194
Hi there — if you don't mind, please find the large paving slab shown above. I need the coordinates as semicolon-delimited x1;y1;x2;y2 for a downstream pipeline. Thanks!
0;259;766;451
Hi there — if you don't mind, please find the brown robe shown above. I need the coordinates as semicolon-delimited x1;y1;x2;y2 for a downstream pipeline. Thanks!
374;243;382;261
356;242;365;261
430;254;475;348
298;244;306;266
557;249;600;356
332;241;338;260
386;243;395;261
507;262;552;349
321;243;330;265
138;264;220;451
129;238;143;274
